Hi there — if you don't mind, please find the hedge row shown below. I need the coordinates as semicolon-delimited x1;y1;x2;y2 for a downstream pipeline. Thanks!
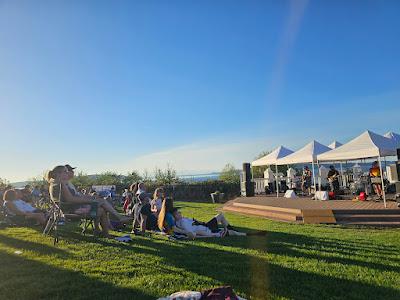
144;181;240;202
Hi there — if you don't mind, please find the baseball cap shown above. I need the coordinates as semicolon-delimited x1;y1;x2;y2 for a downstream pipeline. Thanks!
65;164;76;171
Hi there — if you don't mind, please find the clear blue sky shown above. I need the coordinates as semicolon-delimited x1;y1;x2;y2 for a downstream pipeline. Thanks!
1;0;399;181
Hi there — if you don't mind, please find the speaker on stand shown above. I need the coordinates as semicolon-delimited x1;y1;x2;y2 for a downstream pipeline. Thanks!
241;163;254;197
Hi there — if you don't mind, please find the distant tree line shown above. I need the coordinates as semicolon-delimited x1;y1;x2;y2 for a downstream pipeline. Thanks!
3;163;243;193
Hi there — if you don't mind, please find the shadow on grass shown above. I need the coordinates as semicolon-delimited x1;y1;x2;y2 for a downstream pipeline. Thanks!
0;233;71;258
5;221;400;299
201;229;400;273
57;232;400;300
0;249;153;300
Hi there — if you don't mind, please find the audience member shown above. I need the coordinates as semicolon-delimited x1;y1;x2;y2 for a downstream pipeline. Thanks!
46;165;131;237
151;188;164;216
3;189;47;225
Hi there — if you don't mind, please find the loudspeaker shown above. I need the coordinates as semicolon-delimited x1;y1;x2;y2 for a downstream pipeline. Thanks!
240;163;254;197
242;163;252;182
241;181;254;197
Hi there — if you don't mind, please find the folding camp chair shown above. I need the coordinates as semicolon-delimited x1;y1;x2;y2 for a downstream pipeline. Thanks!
0;201;35;228
43;185;98;245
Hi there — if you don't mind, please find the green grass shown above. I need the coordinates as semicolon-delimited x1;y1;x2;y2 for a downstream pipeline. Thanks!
1;201;400;300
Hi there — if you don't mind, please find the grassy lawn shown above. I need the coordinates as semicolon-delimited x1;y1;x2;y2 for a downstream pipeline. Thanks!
1;201;400;300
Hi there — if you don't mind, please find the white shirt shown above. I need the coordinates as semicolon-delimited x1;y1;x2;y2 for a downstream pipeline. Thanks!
151;198;162;212
175;217;210;234
13;199;37;213
67;182;80;196
264;168;275;183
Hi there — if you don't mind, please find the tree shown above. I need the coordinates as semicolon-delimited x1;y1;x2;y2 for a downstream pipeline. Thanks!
71;172;94;190
0;178;10;189
219;163;240;183
29;173;47;187
141;169;153;183
121;171;142;188
95;171;123;186
154;165;179;185
254;150;271;160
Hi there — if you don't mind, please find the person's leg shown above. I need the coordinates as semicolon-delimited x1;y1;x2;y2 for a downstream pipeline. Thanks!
140;214;147;232
372;184;379;196
214;213;229;228
99;211;110;236
96;199;130;222
25;212;46;225
94;207;105;232
227;229;246;236
376;184;383;199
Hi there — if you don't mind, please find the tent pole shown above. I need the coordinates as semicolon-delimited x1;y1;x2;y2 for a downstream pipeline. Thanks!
275;164;279;198
340;162;344;188
317;161;321;191
378;156;387;208
312;161;316;195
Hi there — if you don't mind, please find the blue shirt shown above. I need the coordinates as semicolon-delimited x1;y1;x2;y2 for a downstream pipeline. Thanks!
165;213;175;229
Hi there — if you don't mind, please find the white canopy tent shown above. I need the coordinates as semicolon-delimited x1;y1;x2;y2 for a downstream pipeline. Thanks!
318;130;397;161
251;146;294;197
317;130;398;208
384;131;400;148
276;141;332;193
251;146;294;167
328;140;343;149
276;140;331;165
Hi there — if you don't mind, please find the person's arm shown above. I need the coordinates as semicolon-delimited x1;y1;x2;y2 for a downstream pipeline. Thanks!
150;201;157;213
61;183;93;204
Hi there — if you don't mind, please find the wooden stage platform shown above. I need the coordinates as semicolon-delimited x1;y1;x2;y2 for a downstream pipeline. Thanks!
223;196;400;226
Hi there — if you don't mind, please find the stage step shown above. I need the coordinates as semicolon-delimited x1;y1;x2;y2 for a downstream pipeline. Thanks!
232;202;301;215
224;204;302;222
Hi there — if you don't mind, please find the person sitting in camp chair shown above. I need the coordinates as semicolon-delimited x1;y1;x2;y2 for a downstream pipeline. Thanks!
3;189;47;226
46;165;131;237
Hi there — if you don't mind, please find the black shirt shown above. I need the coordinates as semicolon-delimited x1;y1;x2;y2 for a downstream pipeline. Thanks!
327;169;339;180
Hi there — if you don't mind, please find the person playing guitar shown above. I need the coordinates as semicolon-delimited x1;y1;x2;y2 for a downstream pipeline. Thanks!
327;165;340;192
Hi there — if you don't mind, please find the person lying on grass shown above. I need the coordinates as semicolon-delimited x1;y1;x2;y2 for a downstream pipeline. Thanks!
46;165;131;238
3;189;47;226
158;198;247;238
173;209;247;239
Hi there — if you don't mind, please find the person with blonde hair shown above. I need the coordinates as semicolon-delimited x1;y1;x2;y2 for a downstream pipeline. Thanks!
151;188;164;216
46;165;131;237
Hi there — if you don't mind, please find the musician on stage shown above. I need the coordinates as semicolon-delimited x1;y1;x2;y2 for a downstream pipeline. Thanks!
369;161;383;201
327;165;340;192
301;166;312;196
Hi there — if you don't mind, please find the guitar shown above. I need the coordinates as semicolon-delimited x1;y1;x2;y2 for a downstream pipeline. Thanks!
328;173;339;183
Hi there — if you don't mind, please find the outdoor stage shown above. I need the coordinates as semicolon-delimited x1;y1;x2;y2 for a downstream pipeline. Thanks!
223;195;400;226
